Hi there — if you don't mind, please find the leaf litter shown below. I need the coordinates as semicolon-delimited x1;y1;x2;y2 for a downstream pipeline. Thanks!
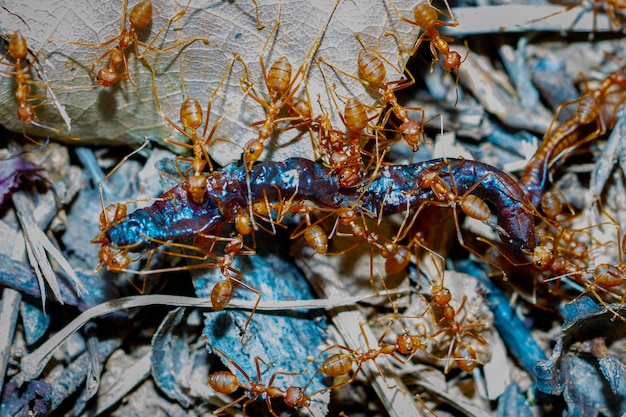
2;1;626;416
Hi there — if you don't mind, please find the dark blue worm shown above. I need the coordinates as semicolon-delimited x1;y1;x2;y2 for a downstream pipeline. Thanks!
104;157;536;252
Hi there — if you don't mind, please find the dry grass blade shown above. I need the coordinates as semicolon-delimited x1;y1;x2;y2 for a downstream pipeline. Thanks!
12;191;86;305
0;288;20;395
18;291;396;382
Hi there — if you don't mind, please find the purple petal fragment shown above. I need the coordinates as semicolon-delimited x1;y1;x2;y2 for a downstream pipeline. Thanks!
0;157;47;207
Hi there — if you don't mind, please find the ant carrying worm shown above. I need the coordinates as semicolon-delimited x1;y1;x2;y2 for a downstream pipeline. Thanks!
98;157;535;265
237;0;340;167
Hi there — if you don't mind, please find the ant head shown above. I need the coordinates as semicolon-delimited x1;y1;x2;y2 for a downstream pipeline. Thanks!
338;167;360;188
244;139;264;167
97;68;120;87
186;173;208;204
17;104;37;124
443;51;461;72
284;386;309;408
399;120;423;152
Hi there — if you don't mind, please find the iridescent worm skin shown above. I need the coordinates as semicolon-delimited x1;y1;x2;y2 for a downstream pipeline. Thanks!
103;183;222;250
103;157;535;253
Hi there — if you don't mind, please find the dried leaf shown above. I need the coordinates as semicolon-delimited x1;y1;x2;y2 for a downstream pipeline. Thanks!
560;354;626;416
20;300;51;346
0;0;419;166
151;307;193;407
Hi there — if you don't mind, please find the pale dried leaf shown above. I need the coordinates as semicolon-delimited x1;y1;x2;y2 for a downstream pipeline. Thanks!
0;0;419;165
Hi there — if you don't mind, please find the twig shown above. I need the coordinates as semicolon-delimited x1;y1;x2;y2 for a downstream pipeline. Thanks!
0;288;21;394
444;5;619;35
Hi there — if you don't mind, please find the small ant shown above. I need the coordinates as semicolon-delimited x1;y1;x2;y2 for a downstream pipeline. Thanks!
150;54;245;204
534;0;626;40
569;1;626;38
387;0;466;104
520;70;626;207
416;160;512;277
429;294;490;373
92;141;151;274
317;34;438;153
70;0;208;87
558;206;626;321
237;0;340;167
313;99;373;188
207;342;312;417
0;31;77;142
304;322;407;395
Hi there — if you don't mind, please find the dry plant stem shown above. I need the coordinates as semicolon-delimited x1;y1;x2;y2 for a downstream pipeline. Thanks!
13;191;61;305
87;351;151;416
46;338;122;410
591;104;626;198
498;37;540;111
411;369;491;417
0;189;62;394
0;288;20;395
18;291;399;382
294;244;424;417
443;5;619;35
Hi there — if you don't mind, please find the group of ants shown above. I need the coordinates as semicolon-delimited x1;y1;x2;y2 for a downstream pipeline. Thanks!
3;0;626;415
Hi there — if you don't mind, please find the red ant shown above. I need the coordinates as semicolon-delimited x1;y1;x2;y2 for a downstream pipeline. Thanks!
415;159;515;278
317;35;436;154
530;196;607;282
554;205;626;321
102;227;261;336
0;31;78;142
237;1;340;168
388;0;460;69
149;54;245;204
521;70;626;207
69;0;208;87
570;1;626;37
303;322;408;395
207;342;312;417
546;70;626;140
429;294;490;373
387;0;465;103
534;0;626;40
313;99;375;188
93;141;151;274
